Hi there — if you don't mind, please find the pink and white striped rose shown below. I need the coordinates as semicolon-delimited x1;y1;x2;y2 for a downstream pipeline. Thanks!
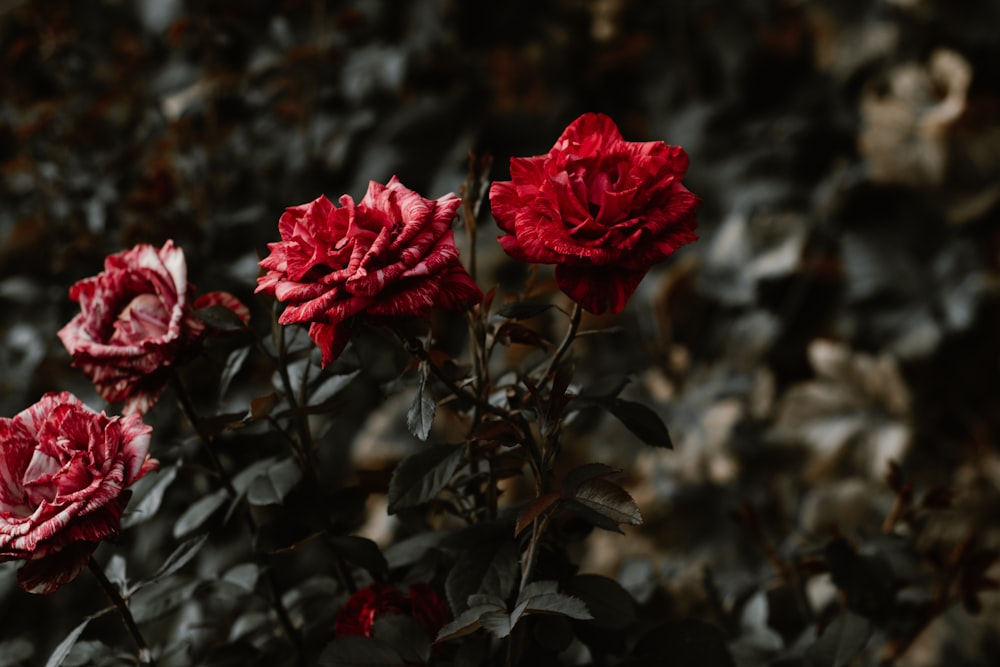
256;177;482;365
58;240;249;414
0;392;157;594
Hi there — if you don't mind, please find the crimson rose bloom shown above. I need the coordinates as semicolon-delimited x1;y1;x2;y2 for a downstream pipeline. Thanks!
256;177;482;365
335;583;451;639
490;112;700;314
0;392;157;594
58;240;249;414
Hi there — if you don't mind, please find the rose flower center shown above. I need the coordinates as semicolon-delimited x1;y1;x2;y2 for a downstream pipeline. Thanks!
111;293;172;345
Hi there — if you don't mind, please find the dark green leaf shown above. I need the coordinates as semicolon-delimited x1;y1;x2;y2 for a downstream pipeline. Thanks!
173;489;227;538
373;615;432;664
0;638;34;666
436;604;499;643
496;301;553;320
232;457;279;494
518;580;558;599
122;464;178;529
447;539;519;613
805;612;873;667
247;458;302;506
467;593;507;609
479;540;520;599
387;444;465;514
63;640;119;667
521;592;592;620
149;534;209;583
194;305;247;331
406;365;435;441
103;555;127;592
478;610;513;639
494;322;552;349
327;535;389;579
310;369;361;405
566;574;636;629
228;610;271;642
218;346;250;400
577;375;631;401
318;637;406;666
561;463;623;494
383;531;451;570
563;498;627;534
608;399;673;448
221;563;259;592
44;618;90;667
571;477;642;528
226;457;278;521
130;577;201;624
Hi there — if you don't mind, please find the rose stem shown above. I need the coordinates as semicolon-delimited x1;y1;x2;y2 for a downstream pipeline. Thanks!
169;373;236;497
460;154;480;287
399;332;520;429
507;508;556;667
88;558;155;666
170;372;308;667
544;302;583;378
272;305;318;474
400;330;543;517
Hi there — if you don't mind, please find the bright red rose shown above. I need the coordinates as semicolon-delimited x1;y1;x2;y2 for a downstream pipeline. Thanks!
490;112;700;314
58;240;250;414
255;177;483;366
334;582;451;639
0;392;157;594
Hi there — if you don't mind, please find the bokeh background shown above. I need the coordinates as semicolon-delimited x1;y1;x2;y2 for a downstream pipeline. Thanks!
2;0;1000;664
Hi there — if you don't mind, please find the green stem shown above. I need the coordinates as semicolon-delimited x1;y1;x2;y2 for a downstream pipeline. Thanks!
171;373;307;667
89;558;155;666
273;307;318;474
399;332;521;429
170;373;236;498
545;303;583;377
518;507;554;595
262;564;308;666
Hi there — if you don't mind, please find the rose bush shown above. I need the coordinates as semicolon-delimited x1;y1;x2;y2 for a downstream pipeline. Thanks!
58;240;249;414
255;176;482;365
334;583;451;639
490;112;700;314
0;392;156;594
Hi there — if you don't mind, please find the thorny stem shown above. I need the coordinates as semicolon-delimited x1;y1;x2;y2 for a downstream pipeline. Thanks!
89;558;155;666
171;373;307;667
545;303;583;378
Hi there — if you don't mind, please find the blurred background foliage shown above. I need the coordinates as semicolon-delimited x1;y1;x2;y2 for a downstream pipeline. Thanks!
2;0;1000;665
